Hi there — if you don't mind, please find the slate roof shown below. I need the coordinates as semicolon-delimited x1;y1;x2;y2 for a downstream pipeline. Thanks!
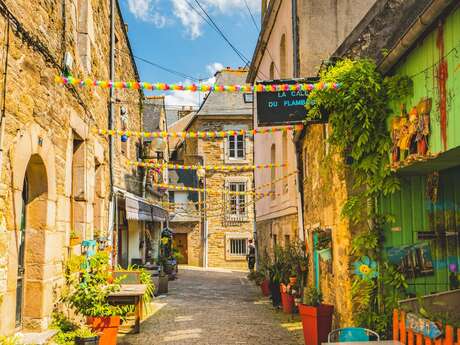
143;97;165;141
196;69;253;116
332;0;443;69
168;112;196;153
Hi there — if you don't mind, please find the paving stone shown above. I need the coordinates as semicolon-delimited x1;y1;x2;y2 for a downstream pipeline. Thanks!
118;269;304;345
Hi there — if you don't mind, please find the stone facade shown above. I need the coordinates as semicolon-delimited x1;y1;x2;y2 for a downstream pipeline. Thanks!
247;0;376;261
168;69;255;270
299;124;357;327
0;0;143;334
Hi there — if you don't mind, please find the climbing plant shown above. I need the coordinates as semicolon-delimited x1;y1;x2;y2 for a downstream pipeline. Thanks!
306;59;413;336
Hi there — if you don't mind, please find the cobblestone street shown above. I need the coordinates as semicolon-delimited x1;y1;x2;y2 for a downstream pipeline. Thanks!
118;268;304;345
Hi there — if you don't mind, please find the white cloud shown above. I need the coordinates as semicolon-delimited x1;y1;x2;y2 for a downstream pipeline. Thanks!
206;62;224;76
127;0;168;27
171;0;260;39
171;0;204;39
165;75;216;109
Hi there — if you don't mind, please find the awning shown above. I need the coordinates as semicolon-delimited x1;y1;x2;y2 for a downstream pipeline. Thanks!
115;188;168;222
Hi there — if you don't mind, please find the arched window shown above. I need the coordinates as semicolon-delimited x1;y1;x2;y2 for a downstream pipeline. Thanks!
270;143;276;199
269;62;275;80
280;34;287;78
282;131;288;193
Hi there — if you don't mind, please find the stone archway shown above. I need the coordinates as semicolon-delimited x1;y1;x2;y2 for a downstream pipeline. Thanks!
19;154;48;329
7;123;58;331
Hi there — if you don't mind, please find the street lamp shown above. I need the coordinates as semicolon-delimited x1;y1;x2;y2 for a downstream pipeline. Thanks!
196;166;208;268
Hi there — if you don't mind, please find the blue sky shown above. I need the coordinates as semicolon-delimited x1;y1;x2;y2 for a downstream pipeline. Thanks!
119;0;261;111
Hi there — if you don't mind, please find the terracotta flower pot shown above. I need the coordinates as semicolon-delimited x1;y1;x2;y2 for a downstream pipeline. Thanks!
298;304;334;345
280;291;295;314
87;316;120;345
260;279;270;297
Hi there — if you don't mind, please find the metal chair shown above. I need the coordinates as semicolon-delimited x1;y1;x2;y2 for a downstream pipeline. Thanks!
328;327;380;343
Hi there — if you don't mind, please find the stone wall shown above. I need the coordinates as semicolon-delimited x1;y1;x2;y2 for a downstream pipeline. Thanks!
0;0;142;334
256;213;298;260
184;116;255;270
300;124;356;327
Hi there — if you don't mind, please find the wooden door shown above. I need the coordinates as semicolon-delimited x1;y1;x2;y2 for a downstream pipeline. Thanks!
173;234;188;265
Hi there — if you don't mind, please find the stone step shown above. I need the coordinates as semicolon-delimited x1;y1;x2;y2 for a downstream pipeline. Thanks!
15;329;57;345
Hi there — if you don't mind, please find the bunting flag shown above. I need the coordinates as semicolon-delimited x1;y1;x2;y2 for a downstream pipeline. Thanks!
94;124;303;139
130;161;287;171
152;182;275;197
56;76;341;93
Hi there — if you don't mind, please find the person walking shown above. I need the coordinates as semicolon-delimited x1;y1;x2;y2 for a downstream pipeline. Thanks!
247;239;256;272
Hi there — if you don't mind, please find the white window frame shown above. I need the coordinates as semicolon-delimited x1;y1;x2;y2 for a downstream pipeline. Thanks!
223;125;249;164
227;134;245;160
225;232;250;260
228;181;247;217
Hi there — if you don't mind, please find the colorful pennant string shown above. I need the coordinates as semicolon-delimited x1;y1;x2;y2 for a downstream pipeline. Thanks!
152;182;275;197
56;76;341;93
130;161;287;171
94;124;303;139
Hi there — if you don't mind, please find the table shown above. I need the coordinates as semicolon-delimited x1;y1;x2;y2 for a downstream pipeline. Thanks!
108;284;146;333
325;341;403;345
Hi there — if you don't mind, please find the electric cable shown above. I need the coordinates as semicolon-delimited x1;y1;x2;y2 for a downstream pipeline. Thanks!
115;48;201;82
191;0;251;67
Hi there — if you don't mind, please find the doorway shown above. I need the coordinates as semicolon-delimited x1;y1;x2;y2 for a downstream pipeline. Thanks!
15;154;48;329
173;234;188;265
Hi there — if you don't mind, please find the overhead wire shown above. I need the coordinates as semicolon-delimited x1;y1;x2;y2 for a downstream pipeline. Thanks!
242;0;280;78
192;0;251;66
115;48;201;82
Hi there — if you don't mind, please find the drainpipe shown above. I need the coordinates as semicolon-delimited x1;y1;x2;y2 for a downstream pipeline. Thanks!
109;0;116;267
0;20;10;177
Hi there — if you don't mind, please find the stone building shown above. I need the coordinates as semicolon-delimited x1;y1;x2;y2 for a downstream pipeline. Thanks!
247;0;376;259
168;68;255;270
295;0;459;327
0;0;166;335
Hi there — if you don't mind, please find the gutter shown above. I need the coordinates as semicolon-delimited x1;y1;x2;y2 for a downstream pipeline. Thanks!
379;0;454;73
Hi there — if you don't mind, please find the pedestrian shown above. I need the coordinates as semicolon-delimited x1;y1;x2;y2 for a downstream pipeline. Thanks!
247;239;256;272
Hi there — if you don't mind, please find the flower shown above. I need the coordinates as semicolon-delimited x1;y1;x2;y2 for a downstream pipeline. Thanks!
353;256;378;280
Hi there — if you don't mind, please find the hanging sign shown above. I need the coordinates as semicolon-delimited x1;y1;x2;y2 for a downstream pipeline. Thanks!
256;78;329;126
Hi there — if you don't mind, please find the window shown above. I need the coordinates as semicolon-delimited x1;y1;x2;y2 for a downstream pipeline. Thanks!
228;134;245;159
280;34;287;78
230;238;247;256
282;131;288;193
228;182;246;216
284;234;290;245
269;62;275;80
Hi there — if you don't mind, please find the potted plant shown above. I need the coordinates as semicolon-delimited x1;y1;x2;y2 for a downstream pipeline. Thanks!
65;252;122;345
70;231;81;246
74;326;100;345
298;287;334;345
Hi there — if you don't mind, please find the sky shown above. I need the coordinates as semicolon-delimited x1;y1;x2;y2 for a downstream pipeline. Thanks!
119;0;261;122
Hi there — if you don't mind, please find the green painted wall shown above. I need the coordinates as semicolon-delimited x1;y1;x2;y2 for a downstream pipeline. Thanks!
389;6;460;153
381;6;460;296
380;166;460;296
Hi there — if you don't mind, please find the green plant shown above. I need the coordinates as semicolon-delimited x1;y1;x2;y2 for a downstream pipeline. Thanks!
302;287;323;306
0;335;21;345
172;247;184;262
307;59;413;336
74;326;99;338
116;265;155;314
64;252;123;317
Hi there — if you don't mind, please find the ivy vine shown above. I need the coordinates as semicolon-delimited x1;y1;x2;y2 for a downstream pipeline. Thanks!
306;59;413;336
